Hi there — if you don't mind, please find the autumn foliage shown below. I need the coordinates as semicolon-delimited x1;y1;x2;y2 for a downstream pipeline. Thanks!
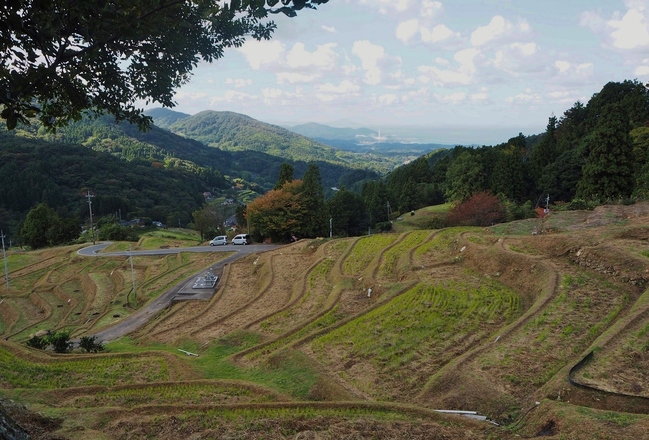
446;191;506;227
247;180;306;242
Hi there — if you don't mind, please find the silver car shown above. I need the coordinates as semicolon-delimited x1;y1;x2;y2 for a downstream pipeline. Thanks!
209;235;228;246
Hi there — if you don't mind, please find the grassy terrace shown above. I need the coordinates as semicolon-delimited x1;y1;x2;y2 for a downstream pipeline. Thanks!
2;207;649;439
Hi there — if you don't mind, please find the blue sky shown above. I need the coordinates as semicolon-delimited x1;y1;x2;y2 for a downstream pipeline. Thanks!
164;0;649;145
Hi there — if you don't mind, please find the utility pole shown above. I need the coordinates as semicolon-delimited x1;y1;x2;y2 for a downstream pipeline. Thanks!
129;246;137;307
329;217;332;238
86;191;95;244
1;231;9;291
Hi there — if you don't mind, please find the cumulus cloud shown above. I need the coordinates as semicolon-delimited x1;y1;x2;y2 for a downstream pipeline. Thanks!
506;88;542;104
358;0;414;14
378;94;399;105
554;60;594;76
420;24;459;44
608;3;649;49
314;80;361;102
470;16;530;46
209;90;258;104
352;40;386;85
225;78;252;88
582;1;649;50
276;72;319;84
396;19;419;43
418;48;479;85
420;0;443;18
286;43;337;69
436;92;467;103
237;40;285;70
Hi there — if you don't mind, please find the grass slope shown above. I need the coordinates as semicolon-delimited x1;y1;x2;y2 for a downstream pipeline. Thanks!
2;204;649;439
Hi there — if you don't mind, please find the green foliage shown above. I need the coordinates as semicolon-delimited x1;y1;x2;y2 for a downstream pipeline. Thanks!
274;162;294;190
1;0;328;130
577;104;635;201
25;335;48;350
326;187;368;236
98;223;139;241
79;336;105;353
297;163;327;238
20;203;79;249
46;331;73;353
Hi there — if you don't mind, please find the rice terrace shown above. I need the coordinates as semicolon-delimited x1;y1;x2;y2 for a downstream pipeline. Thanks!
2;204;649;439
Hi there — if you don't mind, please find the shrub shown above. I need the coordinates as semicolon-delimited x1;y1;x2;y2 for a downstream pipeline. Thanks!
79;335;105;353
447;192;506;226
25;335;48;350
46;331;73;353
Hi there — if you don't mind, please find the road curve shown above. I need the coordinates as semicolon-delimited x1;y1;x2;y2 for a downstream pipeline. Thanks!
76;241;283;343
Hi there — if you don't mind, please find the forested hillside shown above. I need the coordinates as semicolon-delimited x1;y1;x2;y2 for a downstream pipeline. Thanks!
373;80;649;218
0;114;381;240
0;133;206;236
159;110;398;173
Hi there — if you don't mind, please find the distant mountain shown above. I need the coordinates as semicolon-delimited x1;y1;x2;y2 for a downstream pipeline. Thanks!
7;113;382;201
286;122;376;140
144;108;190;128
158;110;398;173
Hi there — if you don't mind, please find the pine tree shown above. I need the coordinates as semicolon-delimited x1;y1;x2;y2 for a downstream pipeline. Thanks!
298;163;327;237
576;104;635;200
274;162;294;190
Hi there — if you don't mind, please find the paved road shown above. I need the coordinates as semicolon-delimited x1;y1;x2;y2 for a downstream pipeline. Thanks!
77;241;283;343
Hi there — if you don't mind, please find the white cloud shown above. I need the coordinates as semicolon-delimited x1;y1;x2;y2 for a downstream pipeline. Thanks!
358;0;413;14
437;92;467;103
510;42;537;56
506;88;542;104
471;16;507;46
225;78;252;88
209;90;258;104
418;48;479;85
420;0;442;18
607;3;649;49
352;40;386;85
421;24;458;44
237;40;284;69
580;10;605;31
315;80;361;101
261;87;304;105
396;19;419;43
555;60;571;73
635;65;649;75
582;1;649;50
286;43;337;69
470;16;531;46
471;88;489;101
378;94;399;105
276;72;319;84
322;25;336;33
554;60;594;77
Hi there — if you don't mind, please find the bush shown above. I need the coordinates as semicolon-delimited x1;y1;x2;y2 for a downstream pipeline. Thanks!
447;192;506;227
25;335;48;350
46;331;73;353
79;335;105;353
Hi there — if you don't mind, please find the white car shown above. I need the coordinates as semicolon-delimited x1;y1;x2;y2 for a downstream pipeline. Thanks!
232;234;252;245
209;236;228;246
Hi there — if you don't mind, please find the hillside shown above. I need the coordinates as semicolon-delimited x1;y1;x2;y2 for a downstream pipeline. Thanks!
158;110;399;173
286;121;376;140
1;204;649;438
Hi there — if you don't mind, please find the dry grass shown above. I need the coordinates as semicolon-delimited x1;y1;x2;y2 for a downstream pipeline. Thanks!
3;204;649;439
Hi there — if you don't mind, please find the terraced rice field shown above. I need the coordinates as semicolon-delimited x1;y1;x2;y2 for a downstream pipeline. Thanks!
3;204;649;439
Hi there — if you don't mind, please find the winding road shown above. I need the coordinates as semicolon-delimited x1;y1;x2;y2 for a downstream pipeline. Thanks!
77;241;283;343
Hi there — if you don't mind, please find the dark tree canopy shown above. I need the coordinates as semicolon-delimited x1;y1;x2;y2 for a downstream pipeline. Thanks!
1;0;328;130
